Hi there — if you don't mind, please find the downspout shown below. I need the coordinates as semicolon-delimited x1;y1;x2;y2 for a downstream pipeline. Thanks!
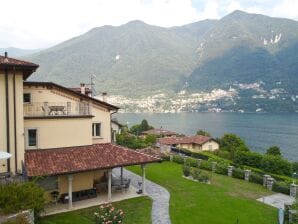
5;67;10;173
13;66;18;173
110;110;118;143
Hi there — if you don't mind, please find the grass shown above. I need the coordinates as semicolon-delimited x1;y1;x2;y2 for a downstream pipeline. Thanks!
128;162;278;224
39;197;152;224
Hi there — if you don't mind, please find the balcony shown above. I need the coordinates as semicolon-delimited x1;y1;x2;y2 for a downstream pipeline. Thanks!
24;102;91;118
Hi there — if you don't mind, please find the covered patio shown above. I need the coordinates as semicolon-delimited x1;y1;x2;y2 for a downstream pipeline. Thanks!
25;143;160;214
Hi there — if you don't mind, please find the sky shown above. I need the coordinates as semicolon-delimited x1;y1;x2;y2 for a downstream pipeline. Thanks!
1;0;298;49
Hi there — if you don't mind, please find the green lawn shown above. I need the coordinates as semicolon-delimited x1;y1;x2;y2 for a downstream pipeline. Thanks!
39;197;152;224
128;162;278;224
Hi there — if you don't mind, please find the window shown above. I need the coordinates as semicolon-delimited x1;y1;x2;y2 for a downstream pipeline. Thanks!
26;128;38;148
92;123;101;137
208;144;213;150
23;93;31;103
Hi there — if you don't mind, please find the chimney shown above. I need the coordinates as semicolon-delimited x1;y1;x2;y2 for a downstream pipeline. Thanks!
102;92;107;102
4;52;8;63
80;83;86;95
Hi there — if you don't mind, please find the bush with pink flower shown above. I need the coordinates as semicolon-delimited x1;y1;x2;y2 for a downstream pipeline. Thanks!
94;203;125;224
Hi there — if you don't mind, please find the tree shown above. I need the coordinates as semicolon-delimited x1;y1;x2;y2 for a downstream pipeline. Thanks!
130;119;153;135
266;146;281;156
196;129;211;137
219;134;249;159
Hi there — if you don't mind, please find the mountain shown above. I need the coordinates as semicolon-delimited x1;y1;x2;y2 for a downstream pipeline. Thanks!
25;11;298;112
26;20;216;96
0;47;40;57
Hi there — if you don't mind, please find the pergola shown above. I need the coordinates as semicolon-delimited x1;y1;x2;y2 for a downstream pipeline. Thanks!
25;143;161;209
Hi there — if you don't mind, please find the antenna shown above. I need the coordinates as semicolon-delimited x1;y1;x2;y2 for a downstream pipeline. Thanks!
90;75;96;97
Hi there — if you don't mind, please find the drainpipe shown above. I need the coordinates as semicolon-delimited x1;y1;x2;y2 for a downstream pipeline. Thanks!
110;110;118;143
13;66;18;173
5;63;10;173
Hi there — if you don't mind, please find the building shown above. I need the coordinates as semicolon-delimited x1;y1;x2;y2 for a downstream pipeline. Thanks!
158;135;219;153
140;128;178;138
0;53;160;210
111;118;124;142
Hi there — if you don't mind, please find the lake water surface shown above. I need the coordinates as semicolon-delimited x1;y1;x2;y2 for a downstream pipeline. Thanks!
116;113;298;161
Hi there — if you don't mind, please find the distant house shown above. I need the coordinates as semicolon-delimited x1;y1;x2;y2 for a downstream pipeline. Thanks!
140;128;177;138
111;118;124;142
158;135;219;153
68;83;92;96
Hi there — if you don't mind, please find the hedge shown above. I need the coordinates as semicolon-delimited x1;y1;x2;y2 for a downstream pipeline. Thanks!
232;168;245;179
165;154;292;195
272;181;291;195
0;182;45;216
249;173;264;185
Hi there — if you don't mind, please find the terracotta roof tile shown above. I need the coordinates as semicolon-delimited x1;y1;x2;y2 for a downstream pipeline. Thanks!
159;135;212;145
0;55;39;68
141;128;177;136
25;143;160;177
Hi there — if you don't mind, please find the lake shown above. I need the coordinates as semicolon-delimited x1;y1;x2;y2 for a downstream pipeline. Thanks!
116;113;298;161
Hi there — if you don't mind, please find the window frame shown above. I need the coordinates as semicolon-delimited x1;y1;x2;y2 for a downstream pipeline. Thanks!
23;93;31;104
92;122;102;138
25;128;38;149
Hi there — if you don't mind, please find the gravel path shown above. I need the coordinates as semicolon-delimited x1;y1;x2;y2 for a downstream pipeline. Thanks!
113;168;171;224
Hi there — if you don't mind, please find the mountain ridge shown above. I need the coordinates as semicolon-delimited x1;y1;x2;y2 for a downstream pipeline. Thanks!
21;10;298;112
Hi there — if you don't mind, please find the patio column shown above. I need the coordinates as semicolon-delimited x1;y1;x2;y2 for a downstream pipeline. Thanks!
68;175;73;209
108;169;112;202
141;164;146;194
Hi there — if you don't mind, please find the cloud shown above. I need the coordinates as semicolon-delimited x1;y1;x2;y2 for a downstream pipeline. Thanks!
0;0;297;49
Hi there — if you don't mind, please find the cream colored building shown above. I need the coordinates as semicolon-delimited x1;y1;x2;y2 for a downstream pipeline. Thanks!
0;53;160;210
159;135;219;153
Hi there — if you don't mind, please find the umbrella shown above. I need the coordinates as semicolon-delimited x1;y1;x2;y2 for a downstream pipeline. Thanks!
0;151;12;160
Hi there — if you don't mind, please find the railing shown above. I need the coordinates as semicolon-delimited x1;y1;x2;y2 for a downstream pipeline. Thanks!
0;173;26;185
24;102;91;117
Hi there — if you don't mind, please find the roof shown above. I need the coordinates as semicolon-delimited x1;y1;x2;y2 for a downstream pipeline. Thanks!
24;81;119;111
0;54;39;79
141;128;177;136
159;135;214;145
111;118;124;127
25;143;161;177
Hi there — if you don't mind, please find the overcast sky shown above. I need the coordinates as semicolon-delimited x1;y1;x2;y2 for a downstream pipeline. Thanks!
1;0;298;49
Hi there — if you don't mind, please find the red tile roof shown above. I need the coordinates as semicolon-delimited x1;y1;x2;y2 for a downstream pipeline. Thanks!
159;135;213;145
0;55;39;79
0;55;39;68
24;82;119;111
141;128;177;136
25;143;161;177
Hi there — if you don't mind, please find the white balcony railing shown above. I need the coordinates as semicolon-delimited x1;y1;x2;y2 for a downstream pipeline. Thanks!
24;102;91;117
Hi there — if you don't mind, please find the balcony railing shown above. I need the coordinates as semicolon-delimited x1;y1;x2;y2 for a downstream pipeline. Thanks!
24;102;91;117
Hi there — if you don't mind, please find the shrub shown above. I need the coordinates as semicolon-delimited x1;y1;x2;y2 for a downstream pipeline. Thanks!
215;150;232;160
198;173;210;183
260;155;292;176
172;155;184;164
234;151;263;168
215;164;228;175
232;168;245;179
200;160;212;171
2;214;30;224
272;181;290;195
191;168;201;180
249;173;263;185
0;182;45;216
182;164;191;177
94;203;124;224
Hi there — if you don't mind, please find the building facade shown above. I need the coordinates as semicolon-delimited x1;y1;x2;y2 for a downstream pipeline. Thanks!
0;53;160;209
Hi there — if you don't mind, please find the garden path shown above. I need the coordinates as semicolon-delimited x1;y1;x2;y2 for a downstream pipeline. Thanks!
113;168;171;224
